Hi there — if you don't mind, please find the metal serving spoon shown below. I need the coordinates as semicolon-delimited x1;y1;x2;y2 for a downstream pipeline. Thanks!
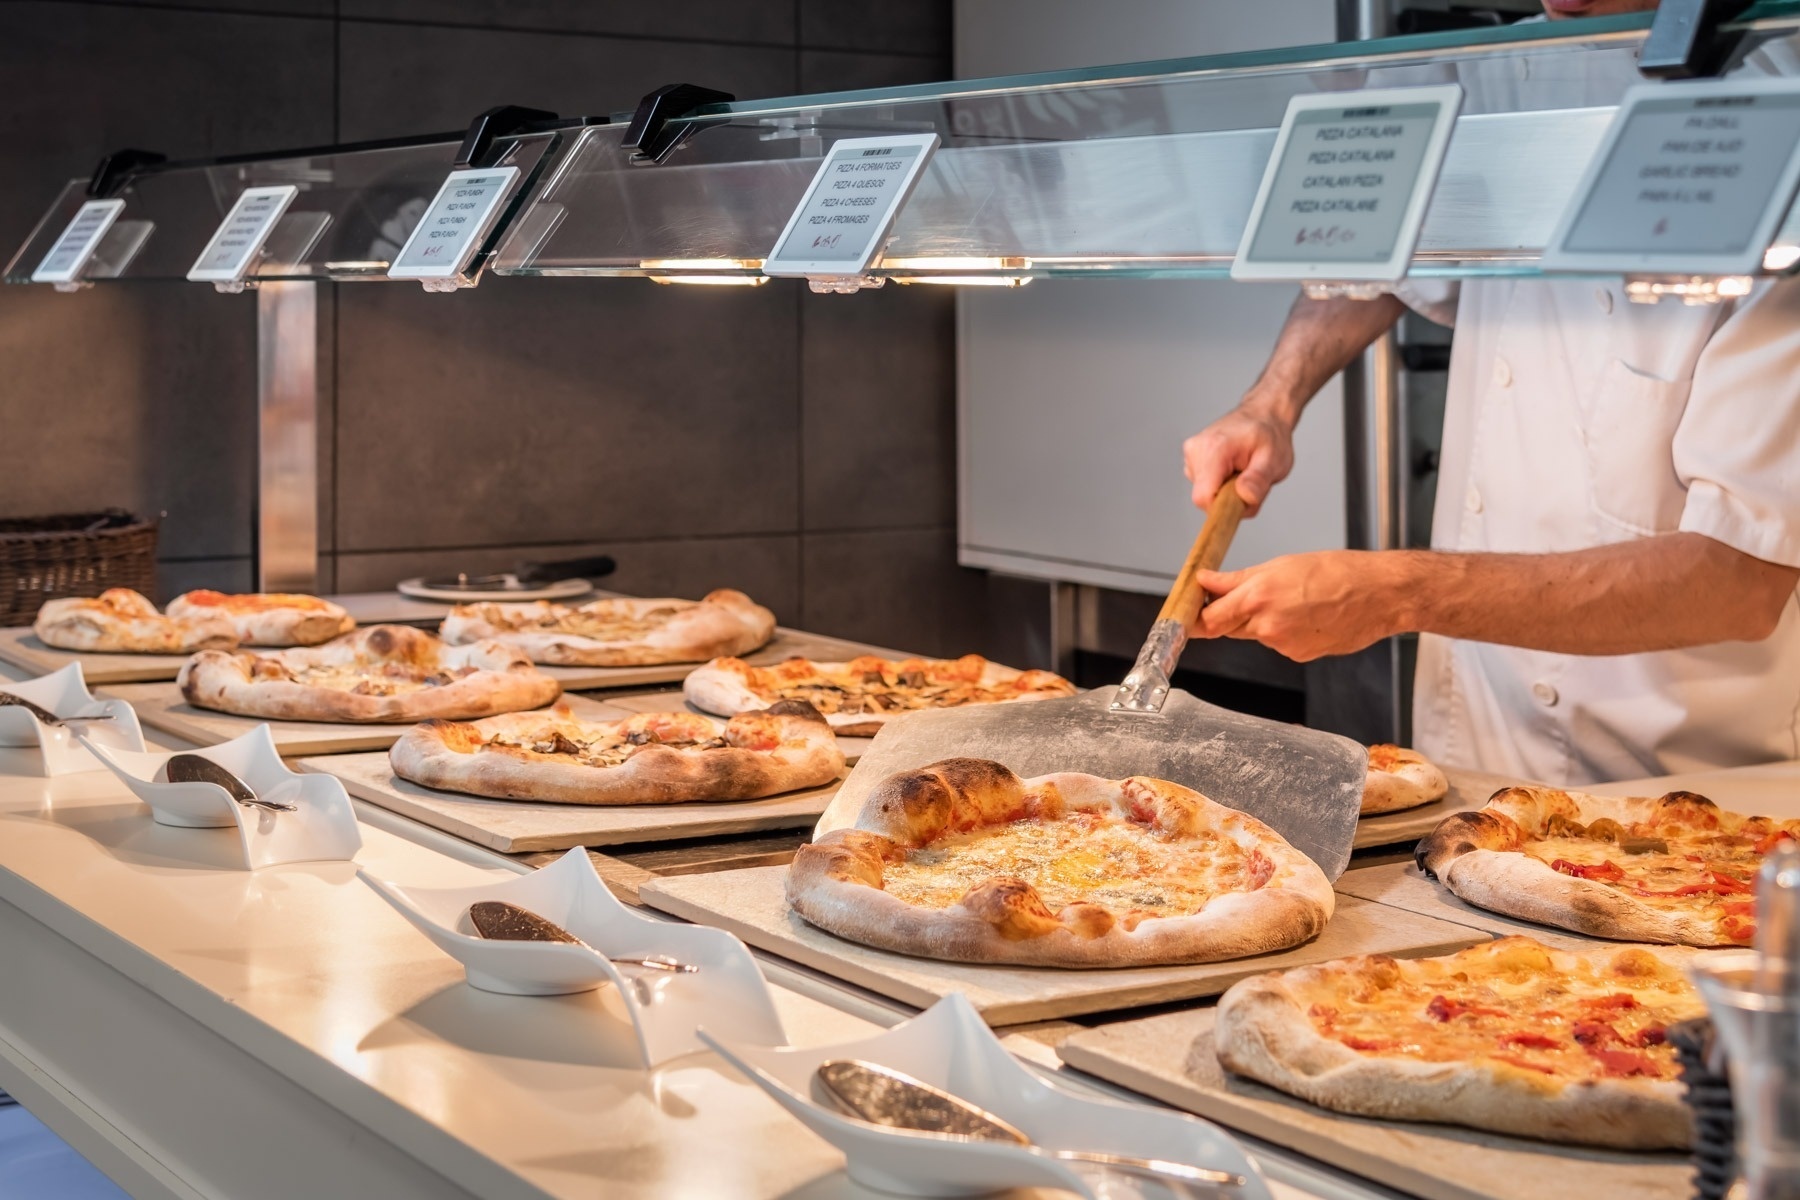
164;754;298;813
0;692;117;726
816;1059;1246;1192
466;900;697;974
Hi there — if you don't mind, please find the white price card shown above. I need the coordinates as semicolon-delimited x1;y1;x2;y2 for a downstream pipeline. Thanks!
386;165;520;280
1232;85;1464;283
30;199;126;284
763;133;941;278
1542;79;1800;277
187;185;299;283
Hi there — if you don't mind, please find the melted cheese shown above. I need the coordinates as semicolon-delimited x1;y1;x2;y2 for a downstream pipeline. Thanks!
751;657;1071;716
491;601;683;641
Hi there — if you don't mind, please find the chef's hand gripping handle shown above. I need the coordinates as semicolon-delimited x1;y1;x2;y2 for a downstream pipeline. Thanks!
1112;476;1247;715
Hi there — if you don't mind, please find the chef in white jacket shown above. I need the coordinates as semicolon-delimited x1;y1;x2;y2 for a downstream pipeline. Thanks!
1181;4;1800;787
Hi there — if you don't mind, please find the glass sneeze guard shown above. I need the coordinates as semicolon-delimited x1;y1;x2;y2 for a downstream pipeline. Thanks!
492;5;1800;284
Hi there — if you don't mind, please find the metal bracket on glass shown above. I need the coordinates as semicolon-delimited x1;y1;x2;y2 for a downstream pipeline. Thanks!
1301;281;1397;301
807;275;886;295
1623;274;1755;305
454;105;558;170
86;148;166;199
1638;0;1753;79
623;83;736;165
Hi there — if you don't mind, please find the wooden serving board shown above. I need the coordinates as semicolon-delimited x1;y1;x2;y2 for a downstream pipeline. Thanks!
637;866;1488;1025
306;750;842;853
1334;862;1601;951
523;628;908;693
530;833;812;905
0;627;190;684
1057;1007;1689;1200
97;684;622;758
604;689;876;765
1354;766;1525;850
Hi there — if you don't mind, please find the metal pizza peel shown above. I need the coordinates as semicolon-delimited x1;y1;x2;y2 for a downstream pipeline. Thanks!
813;478;1367;879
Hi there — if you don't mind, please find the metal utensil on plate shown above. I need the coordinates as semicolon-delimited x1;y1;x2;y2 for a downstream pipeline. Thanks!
815;1059;1246;1192
421;554;618;594
164;754;298;813
466;900;696;974
0;692;117;726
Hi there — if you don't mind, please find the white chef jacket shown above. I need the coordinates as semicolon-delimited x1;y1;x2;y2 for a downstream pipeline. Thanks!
1404;274;1800;786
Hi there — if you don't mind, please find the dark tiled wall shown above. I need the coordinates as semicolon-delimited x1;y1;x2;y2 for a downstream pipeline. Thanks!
0;1;1013;660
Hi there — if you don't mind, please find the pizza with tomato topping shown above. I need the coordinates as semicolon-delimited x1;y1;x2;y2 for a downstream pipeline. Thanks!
1415;786;1796;946
1215;937;1704;1149
167;590;353;647
34;588;237;654
1361;744;1449;815
179;625;561;723
440;589;774;667
389;700;843;805
786;757;1333;967
684;653;1076;735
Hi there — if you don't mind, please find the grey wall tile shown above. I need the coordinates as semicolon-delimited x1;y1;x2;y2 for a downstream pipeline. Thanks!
75;1;334;15
157;557;256;599
334;275;801;552
334;534;800;620
800;0;951;55
340;1;794;45
799;50;951;94
801;527;989;658
337;21;798;142
802;284;955;531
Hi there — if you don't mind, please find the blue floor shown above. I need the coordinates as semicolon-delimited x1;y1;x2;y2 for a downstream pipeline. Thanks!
0;1097;130;1200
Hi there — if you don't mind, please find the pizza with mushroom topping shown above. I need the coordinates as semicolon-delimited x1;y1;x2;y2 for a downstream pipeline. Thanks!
440;589;774;667
685;654;1075;735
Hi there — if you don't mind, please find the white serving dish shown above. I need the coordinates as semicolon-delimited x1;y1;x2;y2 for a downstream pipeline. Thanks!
358;846;785;1066
702;992;1271;1200
81;724;363;868
0;663;145;776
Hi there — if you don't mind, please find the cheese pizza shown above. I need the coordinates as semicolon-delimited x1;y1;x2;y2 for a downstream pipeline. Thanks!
1361;744;1448;816
34;588;237;654
1416;786;1797;946
440;588;774;667
166;590;353;647
786;757;1333;967
1214;937;1704;1149
684;653;1076;735
179;624;560;723
390;700;843;806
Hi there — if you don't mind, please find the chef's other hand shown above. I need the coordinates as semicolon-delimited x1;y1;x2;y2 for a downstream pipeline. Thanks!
1189;551;1400;662
1182;402;1295;517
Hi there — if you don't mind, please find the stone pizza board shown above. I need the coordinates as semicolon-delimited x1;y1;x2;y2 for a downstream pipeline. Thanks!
637;866;1488;1025
1333;862;1602;951
95;684;628;758
1056;1007;1689;1200
0;627;190;684
304;751;842;853
604;689;876;764
527;627;909;692
1354;767;1526;850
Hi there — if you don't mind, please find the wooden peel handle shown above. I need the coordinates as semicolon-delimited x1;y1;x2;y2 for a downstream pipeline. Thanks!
1157;476;1247;626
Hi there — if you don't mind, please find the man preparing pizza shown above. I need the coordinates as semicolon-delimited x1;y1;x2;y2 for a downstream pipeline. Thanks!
1180;0;1800;786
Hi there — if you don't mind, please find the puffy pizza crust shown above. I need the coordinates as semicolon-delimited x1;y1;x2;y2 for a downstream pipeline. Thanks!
389;700;844;806
786;758;1334;967
167;590;354;647
683;653;1074;735
1416;786;1759;946
178;624;560;723
34;589;237;654
1214;939;1699;1150
439;588;775;667
1361;744;1449;816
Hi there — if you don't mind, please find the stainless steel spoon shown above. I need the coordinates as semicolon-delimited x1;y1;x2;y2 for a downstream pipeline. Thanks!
466;900;697;973
0;692;116;726
816;1059;1245;1191
164;754;298;813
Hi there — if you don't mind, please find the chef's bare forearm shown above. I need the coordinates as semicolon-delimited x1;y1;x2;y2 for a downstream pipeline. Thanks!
1245;294;1407;427
1395;533;1799;653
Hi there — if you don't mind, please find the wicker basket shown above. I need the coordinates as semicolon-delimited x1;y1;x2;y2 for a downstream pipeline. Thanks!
0;510;158;627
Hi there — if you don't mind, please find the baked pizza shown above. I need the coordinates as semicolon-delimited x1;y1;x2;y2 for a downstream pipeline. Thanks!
34;588;237;654
1416;786;1797;946
684;653;1076;735
1214;937;1704;1149
390;700;844;806
1361;744;1449;816
440;588;774;667
166;590;353;647
179;624;560;723
786;757;1333;967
